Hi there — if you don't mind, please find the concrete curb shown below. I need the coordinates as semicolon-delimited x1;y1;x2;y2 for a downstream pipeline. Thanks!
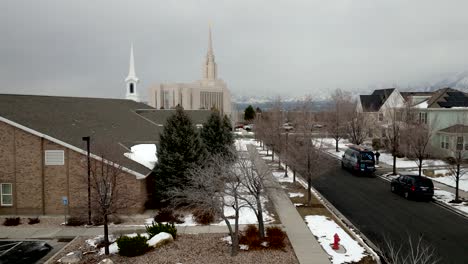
43;236;80;264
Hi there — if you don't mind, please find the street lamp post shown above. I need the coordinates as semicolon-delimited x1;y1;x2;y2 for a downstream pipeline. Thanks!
82;136;91;225
284;132;288;177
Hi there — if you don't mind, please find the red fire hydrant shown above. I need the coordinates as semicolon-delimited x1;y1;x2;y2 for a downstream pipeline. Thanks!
332;233;340;250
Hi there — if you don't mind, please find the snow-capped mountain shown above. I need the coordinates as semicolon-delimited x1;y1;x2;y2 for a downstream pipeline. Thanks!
419;71;468;92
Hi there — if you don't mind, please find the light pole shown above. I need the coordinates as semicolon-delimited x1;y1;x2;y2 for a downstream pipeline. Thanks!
284;132;288;178
82;136;91;225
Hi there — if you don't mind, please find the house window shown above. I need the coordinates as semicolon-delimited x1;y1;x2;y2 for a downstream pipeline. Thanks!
381;129;386;138
1;183;13;206
457;136;464;150
440;135;450;149
45;150;65;165
418;112;427;124
378;113;384;122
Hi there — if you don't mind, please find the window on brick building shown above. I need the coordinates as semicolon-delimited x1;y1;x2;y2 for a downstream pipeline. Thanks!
45;150;64;165
1;183;13;206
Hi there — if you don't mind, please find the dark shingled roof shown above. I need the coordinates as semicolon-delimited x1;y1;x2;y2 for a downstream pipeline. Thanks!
360;88;396;112
439;124;468;134
0;94;164;177
427;88;468;108
136;109;212;125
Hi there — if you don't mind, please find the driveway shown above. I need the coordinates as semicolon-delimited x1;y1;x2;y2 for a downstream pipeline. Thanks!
311;157;468;264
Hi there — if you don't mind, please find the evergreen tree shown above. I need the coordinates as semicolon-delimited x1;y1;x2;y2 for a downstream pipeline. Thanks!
200;110;234;157
244;105;256;121
153;106;204;205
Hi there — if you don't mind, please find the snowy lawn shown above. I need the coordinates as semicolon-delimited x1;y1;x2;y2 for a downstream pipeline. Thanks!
422;169;468;192
305;215;367;264
235;138;259;151
288;192;304;198
433;190;468;214
378;153;448;168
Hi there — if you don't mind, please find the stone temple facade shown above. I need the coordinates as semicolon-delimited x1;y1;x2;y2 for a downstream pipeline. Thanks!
148;27;233;119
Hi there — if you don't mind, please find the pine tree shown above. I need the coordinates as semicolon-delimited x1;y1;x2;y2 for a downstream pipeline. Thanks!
200;110;234;157
153;106;204;205
244;105;256;121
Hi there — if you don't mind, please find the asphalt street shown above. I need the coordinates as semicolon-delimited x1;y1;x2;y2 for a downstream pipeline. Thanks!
311;157;468;264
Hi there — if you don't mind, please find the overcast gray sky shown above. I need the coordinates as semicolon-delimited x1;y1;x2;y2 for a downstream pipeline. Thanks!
2;0;468;100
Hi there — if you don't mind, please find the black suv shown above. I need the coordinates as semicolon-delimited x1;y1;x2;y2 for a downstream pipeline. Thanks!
391;175;434;200
341;145;376;175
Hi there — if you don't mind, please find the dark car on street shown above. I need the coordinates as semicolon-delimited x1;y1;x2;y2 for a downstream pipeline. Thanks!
391;175;434;200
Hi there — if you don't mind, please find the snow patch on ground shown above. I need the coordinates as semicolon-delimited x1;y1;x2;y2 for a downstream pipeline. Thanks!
289;192;304;198
235;138;258;151
424;170;468;192
305;215;367;264
433;190;468;214
217;195;274;225
124;144;157;170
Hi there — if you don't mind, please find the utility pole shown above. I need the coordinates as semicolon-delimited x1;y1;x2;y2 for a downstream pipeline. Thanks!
82;136;91;225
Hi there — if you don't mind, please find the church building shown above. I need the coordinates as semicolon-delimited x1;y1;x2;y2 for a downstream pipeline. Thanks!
147;27;233;119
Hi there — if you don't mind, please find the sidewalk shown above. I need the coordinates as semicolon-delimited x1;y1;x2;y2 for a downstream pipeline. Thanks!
248;145;331;264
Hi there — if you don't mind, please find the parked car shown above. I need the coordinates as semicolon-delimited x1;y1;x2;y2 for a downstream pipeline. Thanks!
341;145;376;176
391;175;434;200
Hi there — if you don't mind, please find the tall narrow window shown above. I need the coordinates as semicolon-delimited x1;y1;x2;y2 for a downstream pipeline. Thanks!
129;83;134;94
1;183;13;206
457;136;464;150
378;113;384;122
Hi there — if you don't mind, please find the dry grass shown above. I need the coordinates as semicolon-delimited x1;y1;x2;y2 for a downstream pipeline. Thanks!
50;234;299;264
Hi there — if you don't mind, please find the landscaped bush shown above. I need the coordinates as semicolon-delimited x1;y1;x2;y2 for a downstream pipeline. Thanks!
193;208;216;225
116;234;149;257
65;216;87;226
154;208;183;224
28;217;40;225
239;224;262;249
3;217;21;226
145;222;177;239
266;226;286;249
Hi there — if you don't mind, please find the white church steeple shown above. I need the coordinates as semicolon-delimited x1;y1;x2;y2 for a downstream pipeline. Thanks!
125;43;140;102
203;25;217;80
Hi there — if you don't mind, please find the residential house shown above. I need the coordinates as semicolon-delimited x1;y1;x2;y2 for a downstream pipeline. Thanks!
357;88;406;138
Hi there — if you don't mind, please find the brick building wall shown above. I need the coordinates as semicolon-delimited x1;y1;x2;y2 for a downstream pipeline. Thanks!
0;121;147;215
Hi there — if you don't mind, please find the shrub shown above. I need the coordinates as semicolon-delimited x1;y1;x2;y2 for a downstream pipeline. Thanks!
28;217;40;225
266;226;286;249
145;222;177;239
117;234;149;257
3;217;21;226
66;216;87;226
239;224;262;249
193;208;216;225
154;208;183;224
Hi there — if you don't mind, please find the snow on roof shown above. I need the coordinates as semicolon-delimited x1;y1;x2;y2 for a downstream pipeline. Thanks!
124;144;157;171
414;100;428;109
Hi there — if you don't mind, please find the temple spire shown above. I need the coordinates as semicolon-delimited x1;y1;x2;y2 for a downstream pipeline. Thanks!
204;25;217;80
126;43;138;82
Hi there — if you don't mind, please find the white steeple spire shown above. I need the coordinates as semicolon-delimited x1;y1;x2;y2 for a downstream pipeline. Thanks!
125;43;140;102
203;24;217;80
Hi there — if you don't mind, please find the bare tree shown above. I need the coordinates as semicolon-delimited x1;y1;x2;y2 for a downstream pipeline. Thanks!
405;122;433;176
169;151;247;256
383;108;404;175
347;108;368;145
328;89;352;152
446;124;468;202
238;150;268;239
381;235;440;264
87;148;136;255
290;97;325;205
